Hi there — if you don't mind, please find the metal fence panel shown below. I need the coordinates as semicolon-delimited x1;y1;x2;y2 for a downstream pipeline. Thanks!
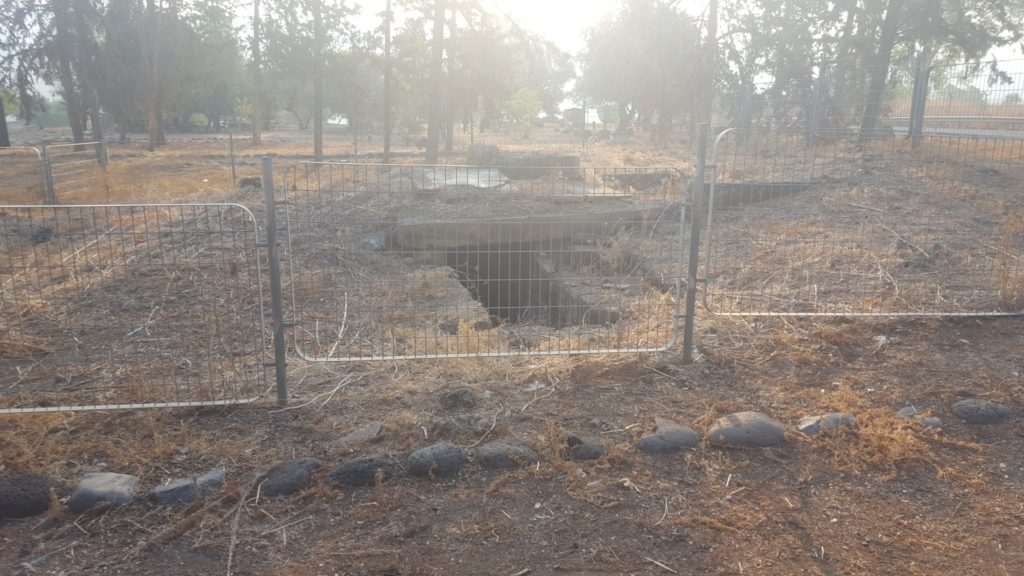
704;130;1024;316
0;204;266;412
44;142;107;202
281;163;688;360
0;147;46;204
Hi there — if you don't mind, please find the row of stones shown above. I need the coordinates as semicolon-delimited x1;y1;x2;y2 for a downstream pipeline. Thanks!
0;398;1012;520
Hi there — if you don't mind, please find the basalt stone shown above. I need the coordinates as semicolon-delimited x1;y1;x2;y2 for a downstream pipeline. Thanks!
952;399;1013;425
707;411;786;448
334;421;384;450
260;459;321;497
896;407;942;430
67;472;139;513
476;439;542;470
407;442;468;479
149;467;225;505
798;413;856;436
439;388;477;411
431;414;490;440
326;457;402;488
637;418;700;454
896;406;920;419
566;435;607;461
0;475;53;518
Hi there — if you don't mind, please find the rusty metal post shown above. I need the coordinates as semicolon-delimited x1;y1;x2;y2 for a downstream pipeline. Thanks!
262;156;288;405
682;124;709;363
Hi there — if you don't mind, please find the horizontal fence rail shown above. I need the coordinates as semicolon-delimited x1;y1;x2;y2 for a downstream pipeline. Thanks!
281;163;690;360
0;203;267;412
703;129;1024;316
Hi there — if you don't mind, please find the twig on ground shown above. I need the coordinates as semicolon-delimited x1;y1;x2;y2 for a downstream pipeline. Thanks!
226;476;260;576
520;386;556;414
644;557;678;574
259;515;313;537
654;496;669;526
463;406;502;449
125;495;232;559
268;374;363;412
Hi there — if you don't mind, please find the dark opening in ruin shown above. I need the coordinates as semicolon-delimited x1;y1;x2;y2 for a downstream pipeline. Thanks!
445;246;619;329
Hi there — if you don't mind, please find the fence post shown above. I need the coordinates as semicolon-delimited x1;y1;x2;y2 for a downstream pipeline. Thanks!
262;156;288;406
229;127;237;185
40;144;56;205
682;123;709;363
97;140;109;169
909;46;932;150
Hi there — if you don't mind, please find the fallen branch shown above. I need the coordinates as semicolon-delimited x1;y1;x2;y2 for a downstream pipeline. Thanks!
226;476;260;576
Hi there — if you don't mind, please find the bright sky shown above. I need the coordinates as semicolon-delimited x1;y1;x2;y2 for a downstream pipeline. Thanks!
353;0;708;54
472;0;625;53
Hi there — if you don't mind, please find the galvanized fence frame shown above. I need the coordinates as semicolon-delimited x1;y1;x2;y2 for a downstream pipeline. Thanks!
0;202;268;413
0;146;47;204
277;161;691;361
42;141;108;203
701;128;1024;317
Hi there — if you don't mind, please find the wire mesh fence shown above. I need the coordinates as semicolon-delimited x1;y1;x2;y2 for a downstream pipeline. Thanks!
0;203;267;412
0;147;46;205
43;142;107;201
702;127;1024;316
279;162;689;360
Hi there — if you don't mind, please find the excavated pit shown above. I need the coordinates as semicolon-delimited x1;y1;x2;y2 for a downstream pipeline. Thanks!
444;245;621;329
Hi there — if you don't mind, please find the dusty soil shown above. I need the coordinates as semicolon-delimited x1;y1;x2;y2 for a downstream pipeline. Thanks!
1;313;1023;576
1;132;1023;576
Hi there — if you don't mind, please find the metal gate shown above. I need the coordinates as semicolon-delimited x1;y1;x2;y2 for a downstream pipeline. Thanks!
280;162;689;360
42;141;108;203
0;147;46;204
0;203;267;412
703;129;1024;316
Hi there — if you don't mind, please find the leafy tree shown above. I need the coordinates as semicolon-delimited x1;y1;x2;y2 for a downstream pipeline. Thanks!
502;87;542;138
579;0;702;143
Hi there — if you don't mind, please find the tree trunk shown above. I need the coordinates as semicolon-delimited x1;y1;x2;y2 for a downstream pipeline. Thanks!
58;61;85;143
145;0;165;150
0;98;9;148
251;0;262;146
312;0;323;161
71;0;104;144
383;0;393;163
703;0;718;125
858;0;904;141
425;0;445;164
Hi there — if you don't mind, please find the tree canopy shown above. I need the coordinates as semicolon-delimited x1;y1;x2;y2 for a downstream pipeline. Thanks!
1;0;1021;148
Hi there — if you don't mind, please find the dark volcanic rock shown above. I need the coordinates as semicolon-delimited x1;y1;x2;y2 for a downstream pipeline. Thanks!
0;475;52;518
407;442;468;479
951;399;1012;425
637;418;700;454
707;411;786;448
326;457;402;488
431;414;491;440
149;467;225;505
334;421;384;451
67;472;139;513
260;459;321;497
566;435;607;461
798;413;856;436
439;388;477;411
476;439;542;470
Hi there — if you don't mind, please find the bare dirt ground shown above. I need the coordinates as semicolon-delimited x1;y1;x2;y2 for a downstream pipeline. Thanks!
1;313;1022;575
1;134;1023;575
